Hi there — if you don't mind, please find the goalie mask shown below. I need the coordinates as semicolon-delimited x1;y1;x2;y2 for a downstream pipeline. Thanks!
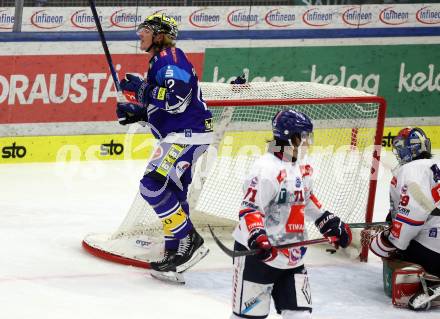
137;13;178;51
272;109;313;146
392;127;431;164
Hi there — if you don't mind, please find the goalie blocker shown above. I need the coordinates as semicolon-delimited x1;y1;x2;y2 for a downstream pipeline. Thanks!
383;259;440;310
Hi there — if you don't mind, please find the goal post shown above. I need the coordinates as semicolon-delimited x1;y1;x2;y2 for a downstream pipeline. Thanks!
82;81;387;266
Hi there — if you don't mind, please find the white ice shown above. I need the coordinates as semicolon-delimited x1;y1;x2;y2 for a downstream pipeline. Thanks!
1;149;439;319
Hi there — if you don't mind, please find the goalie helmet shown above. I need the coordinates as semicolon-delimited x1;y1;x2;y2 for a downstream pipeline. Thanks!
272;109;313;144
137;13;178;40
392;127;431;164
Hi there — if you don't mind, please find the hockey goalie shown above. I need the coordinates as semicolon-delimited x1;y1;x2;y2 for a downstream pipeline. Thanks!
369;127;440;311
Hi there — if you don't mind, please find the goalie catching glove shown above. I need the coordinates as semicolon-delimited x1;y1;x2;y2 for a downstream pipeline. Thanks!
369;228;397;258
116;102;148;125
315;211;352;248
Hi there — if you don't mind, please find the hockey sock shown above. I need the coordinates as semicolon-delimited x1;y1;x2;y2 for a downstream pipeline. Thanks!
140;176;193;244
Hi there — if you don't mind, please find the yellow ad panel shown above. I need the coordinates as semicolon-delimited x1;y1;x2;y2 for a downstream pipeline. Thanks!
0;134;156;164
1;126;439;164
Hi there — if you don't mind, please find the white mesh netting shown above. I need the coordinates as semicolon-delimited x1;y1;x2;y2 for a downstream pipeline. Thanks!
83;81;385;265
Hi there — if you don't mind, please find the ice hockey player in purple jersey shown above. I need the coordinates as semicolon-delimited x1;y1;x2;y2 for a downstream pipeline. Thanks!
115;13;213;283
369;127;440;310
230;109;352;319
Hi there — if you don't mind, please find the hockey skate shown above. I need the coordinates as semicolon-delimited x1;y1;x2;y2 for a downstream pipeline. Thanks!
408;284;440;311
150;249;177;272
149;249;185;284
174;228;210;273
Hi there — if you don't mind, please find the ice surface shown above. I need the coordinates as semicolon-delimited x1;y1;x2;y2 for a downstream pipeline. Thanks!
1;149;439;319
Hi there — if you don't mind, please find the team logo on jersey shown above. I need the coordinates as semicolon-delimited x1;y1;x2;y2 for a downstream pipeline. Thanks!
391;176;397;187
278;188;287;204
431;164;440;182
429;228;438;238
250;177;258;187
295;177;301;188
287;248;304;266
391;220;402;238
286;205;305;233
401;184;408;194
176;161;190;178
277;169;287;184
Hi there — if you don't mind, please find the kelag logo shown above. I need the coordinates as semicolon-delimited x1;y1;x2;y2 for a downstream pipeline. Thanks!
379;7;409;25
2;142;26;159
416;6;440;25
342;7;373;26
227;9;258;28
100;140;124;156
302;8;334;27
264;8;295;27
110;9;142;29
30;10;64;29
189;8;220;28
71;9;101;29
0;10;14;30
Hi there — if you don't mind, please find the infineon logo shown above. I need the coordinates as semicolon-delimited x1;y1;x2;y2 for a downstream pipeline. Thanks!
379;7;409;25
416;6;440;25
189;8;220;28
0;10;14;30
264;8;295;27
341;7;373;26
71;9;102;29
110;9;142;29
31;10;64;29
152;9;182;24
227;9;258;28
302;8;334;27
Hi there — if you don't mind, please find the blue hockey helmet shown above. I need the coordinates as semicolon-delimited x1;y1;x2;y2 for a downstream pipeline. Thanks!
392;127;431;164
272;109;313;143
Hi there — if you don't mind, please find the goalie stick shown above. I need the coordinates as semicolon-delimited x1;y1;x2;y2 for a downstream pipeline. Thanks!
208;222;389;258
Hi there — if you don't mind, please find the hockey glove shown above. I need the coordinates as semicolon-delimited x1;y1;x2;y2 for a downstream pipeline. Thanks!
369;228;397;258
116;102;148;125
315;211;352;248
120;74;143;93
248;228;277;262
120;74;151;105
230;74;247;84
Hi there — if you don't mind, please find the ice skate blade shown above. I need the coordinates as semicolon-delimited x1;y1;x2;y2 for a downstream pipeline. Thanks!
177;245;210;273
150;269;185;284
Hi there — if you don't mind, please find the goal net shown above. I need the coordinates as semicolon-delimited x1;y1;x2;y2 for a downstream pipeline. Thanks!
82;81;386;267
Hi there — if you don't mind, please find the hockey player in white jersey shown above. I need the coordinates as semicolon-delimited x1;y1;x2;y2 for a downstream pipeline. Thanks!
369;127;440;310
230;109;352;319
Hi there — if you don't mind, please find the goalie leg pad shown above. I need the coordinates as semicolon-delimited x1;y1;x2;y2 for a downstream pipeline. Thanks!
392;265;424;307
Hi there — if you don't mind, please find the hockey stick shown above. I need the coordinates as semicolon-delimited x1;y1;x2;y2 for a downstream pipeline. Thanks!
208;221;389;258
89;0;125;102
